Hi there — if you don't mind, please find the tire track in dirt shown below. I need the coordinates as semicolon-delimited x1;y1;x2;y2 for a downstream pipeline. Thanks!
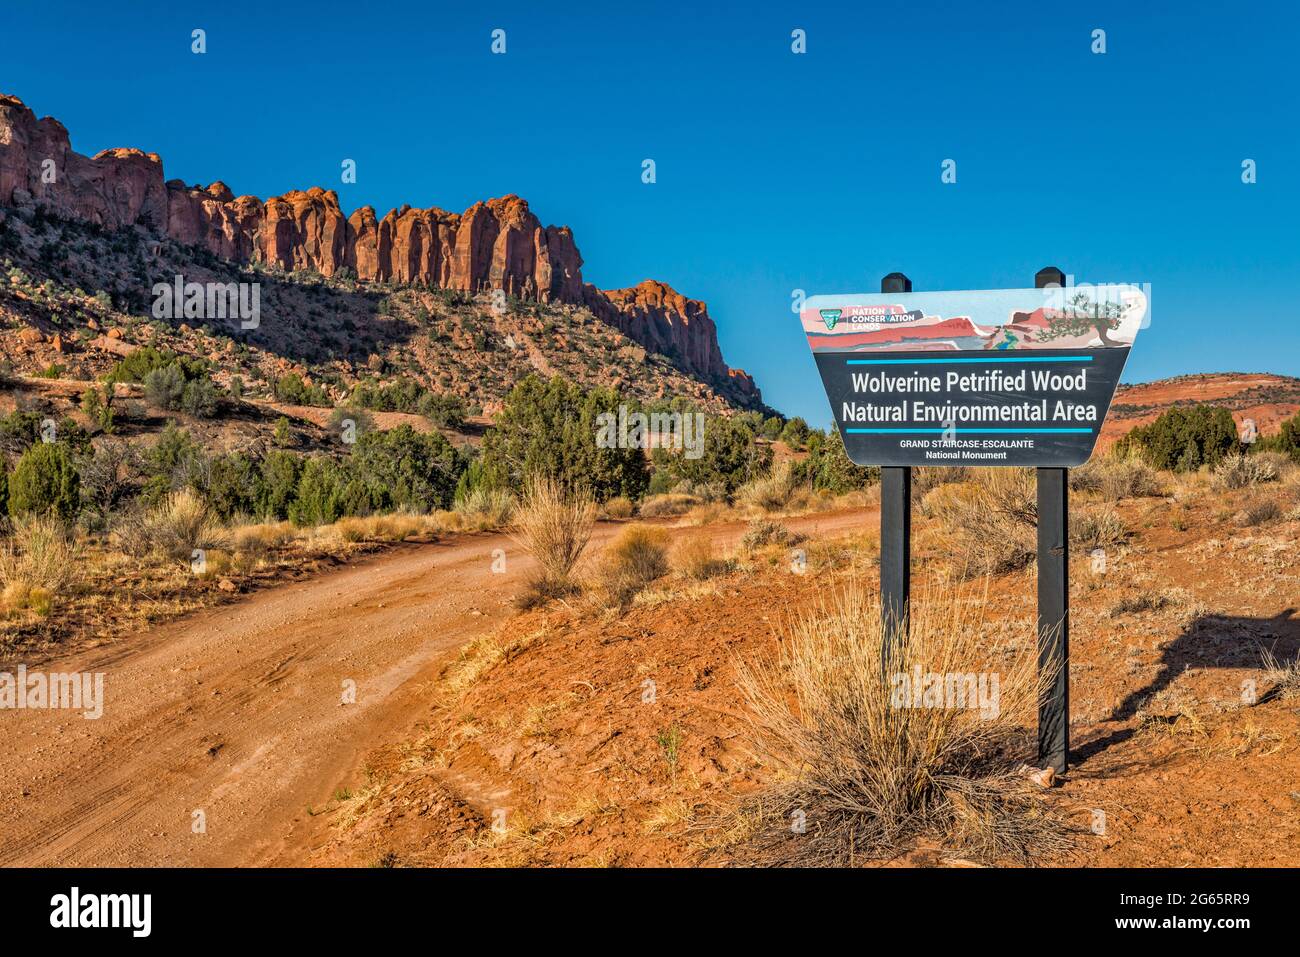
0;509;873;866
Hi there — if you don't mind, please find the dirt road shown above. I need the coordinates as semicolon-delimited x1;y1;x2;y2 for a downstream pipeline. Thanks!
0;509;873;866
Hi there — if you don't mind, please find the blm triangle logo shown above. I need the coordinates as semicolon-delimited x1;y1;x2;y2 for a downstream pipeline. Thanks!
819;309;841;331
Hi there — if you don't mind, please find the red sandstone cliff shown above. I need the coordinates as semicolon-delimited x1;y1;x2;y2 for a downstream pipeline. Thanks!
0;93;759;404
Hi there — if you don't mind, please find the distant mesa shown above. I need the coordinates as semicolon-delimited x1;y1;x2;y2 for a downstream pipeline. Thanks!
0;92;759;405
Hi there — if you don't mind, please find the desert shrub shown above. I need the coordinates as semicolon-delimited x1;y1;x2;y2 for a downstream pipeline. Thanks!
1071;452;1162;500
1213;452;1282;489
910;466;972;502
1114;404;1239;472
1258;645;1300;701
741;519;803;551
453;485;515;525
80;384;116;433
599;523;670;605
735;460;800;512
639;493;700;518
418;392;467;429
479;375;648;502
327;406;375;443
928;475;1036;578
287;457;346;526
78;439;140;528
1237;497;1281;527
273;373;330;407
142;361;218;416
800;428;879;494
104;346;176;384
0;514;78;613
778;416;811;450
9;442;80;521
179;375;218;417
140;423;207;505
143;363;186;409
255;450;303;520
510;476;596;605
731;582;1067;865
1069;506;1129;552
601;495;635;519
651;413;770;496
671;532;728;580
348;425;464;513
116;488;227;563
349;376;423;413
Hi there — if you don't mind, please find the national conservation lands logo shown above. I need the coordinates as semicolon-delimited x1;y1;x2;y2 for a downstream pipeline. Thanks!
799;283;1148;468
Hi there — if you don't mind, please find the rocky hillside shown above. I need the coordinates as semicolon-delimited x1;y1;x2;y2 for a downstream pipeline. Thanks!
0;92;762;411
1099;372;1300;448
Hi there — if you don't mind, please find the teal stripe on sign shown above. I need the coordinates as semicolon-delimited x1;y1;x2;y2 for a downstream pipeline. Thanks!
846;355;1093;365
845;428;1094;434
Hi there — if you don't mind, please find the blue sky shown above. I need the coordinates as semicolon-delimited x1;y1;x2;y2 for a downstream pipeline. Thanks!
4;0;1296;425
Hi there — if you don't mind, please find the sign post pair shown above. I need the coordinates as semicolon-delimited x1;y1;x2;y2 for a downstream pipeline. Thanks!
801;268;1147;774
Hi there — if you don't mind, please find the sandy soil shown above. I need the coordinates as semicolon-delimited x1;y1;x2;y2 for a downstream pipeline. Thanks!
0;509;871;866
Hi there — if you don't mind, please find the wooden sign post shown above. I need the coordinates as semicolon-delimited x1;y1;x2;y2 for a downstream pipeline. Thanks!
800;268;1147;778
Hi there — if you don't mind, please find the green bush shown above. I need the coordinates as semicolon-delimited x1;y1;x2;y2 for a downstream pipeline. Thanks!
141;423;207;505
348;425;464;513
418;392;467;429
274;373;330;407
327;406;375;443
206;453;260;520
288;457;348;526
801;428;879;494
256;451;303;520
479;375;648;502
106;347;207;385
1114;404;1239;472
1257;411;1300;464
9;442;80;521
143;363;186;409
650;413;770;496
778;416;811;450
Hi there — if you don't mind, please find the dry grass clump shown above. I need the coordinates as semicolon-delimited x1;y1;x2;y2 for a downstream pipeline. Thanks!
454;486;516;526
911;466;971;501
600;496;635;520
735;461;800;512
729;582;1069;865
597;523;670;605
328;511;433;543
1109;590;1173;618
1069;506;1129;552
1235;497;1282;527
0;515;79;615
1258;645;1300;701
1214;452;1283;489
116;489;228;564
740;519;805;552
511;477;596;607
670;531;730;580
928;474;1037;578
639;493;700;518
1072;453;1163;500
